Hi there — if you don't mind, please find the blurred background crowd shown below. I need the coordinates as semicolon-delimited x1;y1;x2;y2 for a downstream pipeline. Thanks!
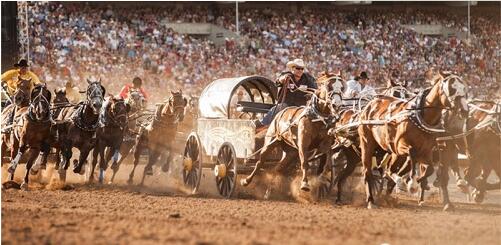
25;2;500;103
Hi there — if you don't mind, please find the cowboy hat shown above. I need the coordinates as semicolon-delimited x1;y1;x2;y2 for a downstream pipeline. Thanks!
286;58;306;69
14;59;29;68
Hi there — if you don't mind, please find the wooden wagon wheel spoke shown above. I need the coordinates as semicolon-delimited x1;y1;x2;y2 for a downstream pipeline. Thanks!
215;142;238;199
182;133;203;194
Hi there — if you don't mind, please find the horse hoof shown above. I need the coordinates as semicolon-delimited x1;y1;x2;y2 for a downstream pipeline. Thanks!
443;203;454;212
300;181;310;192
161;164;169;173
111;163;119;172
367;202;378;209
335;199;344;206
472;191;484;204
20;182;28;191
418;201;425;207
264;188;272;200
127;179;133;185
7;166;16;174
30;168;39;176
240;178;249;186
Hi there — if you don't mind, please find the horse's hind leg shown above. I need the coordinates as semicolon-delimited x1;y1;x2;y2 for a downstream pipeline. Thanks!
141;150;160;186
359;125;378;209
22;148;40;190
241;140;279;186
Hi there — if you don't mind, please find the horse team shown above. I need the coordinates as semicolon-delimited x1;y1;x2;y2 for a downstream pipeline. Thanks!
1;72;500;211
1;78;188;190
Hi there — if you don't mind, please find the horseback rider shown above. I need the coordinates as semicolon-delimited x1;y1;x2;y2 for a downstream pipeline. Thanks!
253;58;317;128
119;77;148;102
1;59;41;133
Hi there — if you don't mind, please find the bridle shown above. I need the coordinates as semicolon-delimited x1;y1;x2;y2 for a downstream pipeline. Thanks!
28;85;52;123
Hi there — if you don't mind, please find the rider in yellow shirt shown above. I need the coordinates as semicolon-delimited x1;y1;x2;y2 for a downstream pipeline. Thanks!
1;59;41;96
1;59;41;133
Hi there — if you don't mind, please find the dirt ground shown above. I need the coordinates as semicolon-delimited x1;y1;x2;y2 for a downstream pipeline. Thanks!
2;155;501;245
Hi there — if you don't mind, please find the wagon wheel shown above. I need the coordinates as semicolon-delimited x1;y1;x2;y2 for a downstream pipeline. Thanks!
182;132;203;194
214;142;238;198
317;156;335;200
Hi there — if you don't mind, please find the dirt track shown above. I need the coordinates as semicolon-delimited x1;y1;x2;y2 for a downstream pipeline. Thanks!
2;156;501;245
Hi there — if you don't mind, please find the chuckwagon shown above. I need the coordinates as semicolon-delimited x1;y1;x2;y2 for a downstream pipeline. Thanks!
181;75;335;199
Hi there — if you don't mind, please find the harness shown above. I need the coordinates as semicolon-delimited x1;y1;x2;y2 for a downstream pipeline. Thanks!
27;87;52;124
70;103;100;132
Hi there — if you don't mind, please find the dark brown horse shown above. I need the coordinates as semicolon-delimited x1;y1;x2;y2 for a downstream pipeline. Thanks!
2;83;52;189
451;101;501;203
127;90;187;185
89;96;129;183
54;78;105;181
241;72;344;192
358;74;469;210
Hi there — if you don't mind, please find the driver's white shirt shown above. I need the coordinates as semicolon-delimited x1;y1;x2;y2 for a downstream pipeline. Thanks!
344;80;376;98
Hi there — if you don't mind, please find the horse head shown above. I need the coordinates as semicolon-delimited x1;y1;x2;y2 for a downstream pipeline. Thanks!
316;71;345;114
53;88;69;105
109;96;129;128
13;77;31;106
126;88;145;113
162;90;188;123
86;78;105;115
438;73;469;119
30;83;52;121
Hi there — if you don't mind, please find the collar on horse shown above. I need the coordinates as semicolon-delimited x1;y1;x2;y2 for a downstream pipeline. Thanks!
408;88;446;134
100;99;128;130
71;103;100;132
305;95;337;128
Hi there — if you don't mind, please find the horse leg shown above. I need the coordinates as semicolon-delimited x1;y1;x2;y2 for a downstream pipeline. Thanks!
7;138;22;177
89;146;99;183
264;146;296;199
59;147;72;182
30;142;50;175
73;147;91;174
334;147;359;204
417;163;434;206
297;131;312;192
359;127;378;209
22;148;40;190
97;146;111;184
127;144;142;185
109;146;121;184
141;150;159;186
241;140;279;186
436;162;453;211
161;147;173;173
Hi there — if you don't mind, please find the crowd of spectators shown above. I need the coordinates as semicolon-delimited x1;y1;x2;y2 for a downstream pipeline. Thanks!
26;2;500;103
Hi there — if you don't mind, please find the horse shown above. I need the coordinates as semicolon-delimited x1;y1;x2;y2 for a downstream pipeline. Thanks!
29;87;72;174
54;78;105;181
107;89;151;184
178;95;199;134
240;72;344;193
445;101;501;203
2;83;52;190
127;90;187;185
358;73;469;210
1;77;33;167
89;96;130;183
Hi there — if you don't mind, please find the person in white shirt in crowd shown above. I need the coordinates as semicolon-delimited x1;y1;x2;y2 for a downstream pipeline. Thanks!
343;71;376;106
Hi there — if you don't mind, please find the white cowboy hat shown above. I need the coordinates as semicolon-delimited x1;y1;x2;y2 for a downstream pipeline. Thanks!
286;58;306;69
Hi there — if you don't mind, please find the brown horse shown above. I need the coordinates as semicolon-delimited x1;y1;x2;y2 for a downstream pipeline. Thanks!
2;83;52;189
358;74;468;210
89;96;130;183
455;101;500;203
29;87;71;174
127;90;187;185
54;78;105;181
241;72;344;192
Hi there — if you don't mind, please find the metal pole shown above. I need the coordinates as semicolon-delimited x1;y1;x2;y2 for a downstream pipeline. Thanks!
26;3;29;62
236;1;239;36
467;1;470;39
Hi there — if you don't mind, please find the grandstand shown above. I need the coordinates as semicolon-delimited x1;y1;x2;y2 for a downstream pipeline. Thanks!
2;1;499;103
